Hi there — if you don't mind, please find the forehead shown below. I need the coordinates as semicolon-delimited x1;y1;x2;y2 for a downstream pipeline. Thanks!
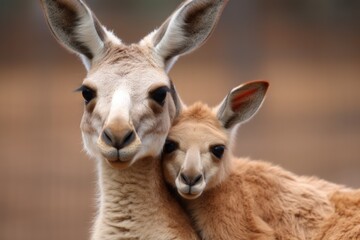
169;120;227;149
169;103;228;147
84;44;169;92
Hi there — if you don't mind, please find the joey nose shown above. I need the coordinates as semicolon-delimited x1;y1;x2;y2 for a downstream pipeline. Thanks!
180;173;203;186
101;128;135;150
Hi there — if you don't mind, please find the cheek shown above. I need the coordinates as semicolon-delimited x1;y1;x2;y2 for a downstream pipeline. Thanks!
80;112;103;157
166;95;177;122
163;158;179;186
163;152;185;183
154;99;174;133
142;96;175;136
203;157;222;189
158;110;172;135
135;106;171;142
81;132;99;158
80;110;103;135
129;101;174;159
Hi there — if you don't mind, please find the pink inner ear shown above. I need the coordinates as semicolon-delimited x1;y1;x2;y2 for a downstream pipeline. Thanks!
231;88;257;112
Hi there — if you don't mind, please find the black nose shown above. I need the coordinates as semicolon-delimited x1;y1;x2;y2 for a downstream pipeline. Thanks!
180;173;203;186
101;128;135;150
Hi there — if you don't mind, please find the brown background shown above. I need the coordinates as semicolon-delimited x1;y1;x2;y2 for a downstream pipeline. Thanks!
0;0;359;239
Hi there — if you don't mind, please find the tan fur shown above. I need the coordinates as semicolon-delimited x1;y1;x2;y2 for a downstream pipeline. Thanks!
75;40;199;240
163;102;359;240
173;102;223;128
313;190;360;240
92;157;198;240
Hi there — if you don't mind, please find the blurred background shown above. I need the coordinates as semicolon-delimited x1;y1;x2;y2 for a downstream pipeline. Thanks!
0;0;359;239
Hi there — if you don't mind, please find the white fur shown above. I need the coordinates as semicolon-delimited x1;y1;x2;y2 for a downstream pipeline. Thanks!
103;27;122;45
107;89;131;125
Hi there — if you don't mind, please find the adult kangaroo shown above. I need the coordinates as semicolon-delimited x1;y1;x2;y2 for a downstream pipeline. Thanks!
40;0;227;239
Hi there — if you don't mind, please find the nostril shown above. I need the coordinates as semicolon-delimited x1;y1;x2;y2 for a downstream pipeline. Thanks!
122;130;135;148
102;128;114;146
180;173;203;186
192;174;203;186
180;173;190;185
101;128;135;149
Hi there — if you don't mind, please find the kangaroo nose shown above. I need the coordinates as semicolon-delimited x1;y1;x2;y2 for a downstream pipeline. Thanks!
180;173;203;186
101;128;135;150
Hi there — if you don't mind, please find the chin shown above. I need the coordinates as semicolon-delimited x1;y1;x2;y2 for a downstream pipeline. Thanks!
178;191;203;200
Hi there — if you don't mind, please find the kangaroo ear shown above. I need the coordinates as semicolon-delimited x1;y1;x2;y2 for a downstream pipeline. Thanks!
151;0;228;72
40;0;109;70
215;81;269;129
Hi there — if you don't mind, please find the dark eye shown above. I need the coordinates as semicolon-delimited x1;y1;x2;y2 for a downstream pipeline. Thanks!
82;87;96;104
76;85;96;104
149;86;169;106
210;145;225;159
163;139;179;154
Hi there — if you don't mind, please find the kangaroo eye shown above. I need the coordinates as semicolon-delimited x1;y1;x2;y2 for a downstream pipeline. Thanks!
149;86;169;106
210;145;225;159
163;140;179;154
77;85;96;104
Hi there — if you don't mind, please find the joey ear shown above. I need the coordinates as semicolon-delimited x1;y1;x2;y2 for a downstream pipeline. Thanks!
216;81;269;129
151;0;228;72
40;0;109;70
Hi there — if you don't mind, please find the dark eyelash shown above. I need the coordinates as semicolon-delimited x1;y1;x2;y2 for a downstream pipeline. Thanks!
74;85;88;92
75;85;96;104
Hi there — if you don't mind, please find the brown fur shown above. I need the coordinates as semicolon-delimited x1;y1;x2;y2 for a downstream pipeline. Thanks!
313;190;360;240
183;158;337;240
163;102;359;240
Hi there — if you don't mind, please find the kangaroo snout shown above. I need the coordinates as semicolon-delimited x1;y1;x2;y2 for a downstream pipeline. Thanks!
97;119;141;165
101;127;135;150
180;172;203;187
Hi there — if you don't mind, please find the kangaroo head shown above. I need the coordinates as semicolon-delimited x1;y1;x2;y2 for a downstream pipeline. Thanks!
163;81;269;199
40;0;228;169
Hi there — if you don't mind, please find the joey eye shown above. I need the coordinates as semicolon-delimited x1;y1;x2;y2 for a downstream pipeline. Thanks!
163;140;179;154
77;85;96;104
149;86;169;106
210;145;225;159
